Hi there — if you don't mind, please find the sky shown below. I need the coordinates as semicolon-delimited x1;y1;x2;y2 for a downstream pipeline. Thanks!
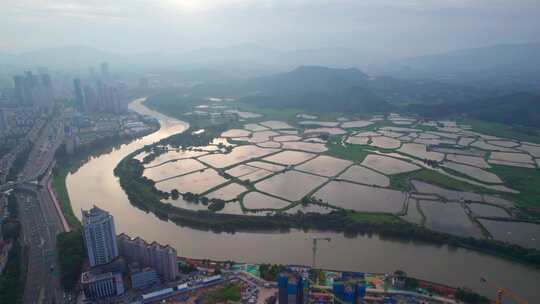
1;0;540;59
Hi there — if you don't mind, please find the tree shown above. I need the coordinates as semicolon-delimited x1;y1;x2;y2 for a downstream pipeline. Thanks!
171;189;180;200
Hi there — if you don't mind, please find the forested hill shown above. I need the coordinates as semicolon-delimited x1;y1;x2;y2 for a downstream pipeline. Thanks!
408;92;540;128
186;65;489;113
239;66;392;113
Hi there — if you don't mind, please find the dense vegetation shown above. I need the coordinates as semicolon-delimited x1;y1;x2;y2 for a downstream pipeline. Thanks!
0;194;25;304
454;287;490;304
408;92;540;131
51;165;81;229
259;264;285;281
56;230;85;291
202;283;241;304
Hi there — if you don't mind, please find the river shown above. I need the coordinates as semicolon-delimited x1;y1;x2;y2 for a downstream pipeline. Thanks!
67;98;540;302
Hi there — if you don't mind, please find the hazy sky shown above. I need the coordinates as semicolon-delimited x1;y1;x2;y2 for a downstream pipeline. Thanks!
2;0;540;58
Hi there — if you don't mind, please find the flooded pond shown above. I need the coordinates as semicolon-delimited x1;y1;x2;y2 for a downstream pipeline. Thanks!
489;152;534;164
221;129;252;137
361;154;420;175
346;136;369;145
263;150;317;165
369;136;401;149
398;143;445;161
467;203;509;218
225;164;260;177
298;121;340;127
273;135;302;142
206;183;247;201
441;161;502;184
411;180;483;202
144;159;207;181
243;192;291;210
304;127;346;135
260;120;294;129
479;220;540;250
255;170;327;201
338;165;390;187
445;154;489;168
296;155;352;177
244;123;269;132
198;145;279;168
246;161;285;172
155;168;227;194
314;181;406;213
401;199;423;225
145;150;208;167
238;169;274;183
419;201;481;238
281;141;328;153
340;120;373;128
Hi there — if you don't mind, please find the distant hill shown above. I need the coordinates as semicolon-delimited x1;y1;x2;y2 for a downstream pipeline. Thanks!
233;66;392;113
408;92;540;128
185;65;496;113
379;43;540;92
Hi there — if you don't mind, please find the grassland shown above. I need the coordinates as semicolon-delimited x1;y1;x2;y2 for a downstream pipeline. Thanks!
347;212;404;225
203;283;241;303
489;165;540;208
390;169;498;194
459;118;540;144
325;137;371;163
51;164;81;229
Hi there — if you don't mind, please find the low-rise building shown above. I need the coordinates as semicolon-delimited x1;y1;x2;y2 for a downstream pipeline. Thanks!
130;263;159;290
81;271;125;300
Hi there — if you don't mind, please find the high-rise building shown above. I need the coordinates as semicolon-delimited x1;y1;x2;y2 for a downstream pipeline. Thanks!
13;71;54;108
13;75;25;105
101;62;110;81
117;234;178;281
278;272;309;304
0;109;7;131
332;273;366;304
73;78;86;112
83;85;98;112
82;206;119;267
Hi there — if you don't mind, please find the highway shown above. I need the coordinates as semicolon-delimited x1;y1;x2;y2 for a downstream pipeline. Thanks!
12;118;67;304
17;190;63;304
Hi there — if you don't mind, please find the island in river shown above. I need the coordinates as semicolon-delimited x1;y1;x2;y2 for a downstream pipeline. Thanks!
64;97;540;302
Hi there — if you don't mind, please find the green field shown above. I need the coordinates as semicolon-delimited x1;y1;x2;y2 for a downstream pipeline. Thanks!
51;165;81;229
348;212;404;225
489;165;540;207
390;169;497;194
325;137;371;163
459;118;540;144
202;283;241;304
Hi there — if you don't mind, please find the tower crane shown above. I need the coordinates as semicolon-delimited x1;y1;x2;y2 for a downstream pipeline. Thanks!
480;277;528;304
312;237;331;269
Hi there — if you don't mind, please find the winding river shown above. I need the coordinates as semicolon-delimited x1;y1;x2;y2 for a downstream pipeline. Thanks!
67;98;540;302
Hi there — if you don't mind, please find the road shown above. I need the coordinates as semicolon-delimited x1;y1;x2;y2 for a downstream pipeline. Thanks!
17;189;63;304
13;118;67;304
